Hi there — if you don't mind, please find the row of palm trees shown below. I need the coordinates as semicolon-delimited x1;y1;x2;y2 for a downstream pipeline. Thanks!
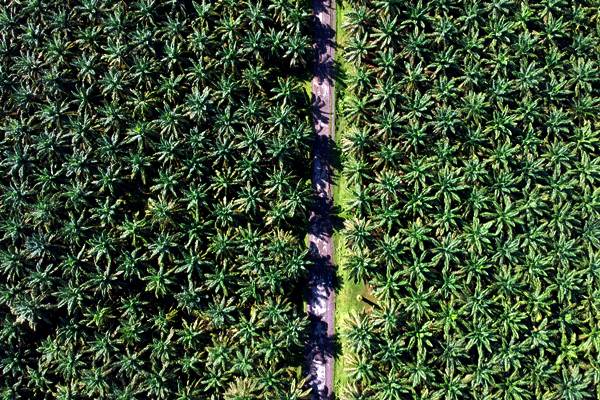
339;0;600;399
0;0;314;398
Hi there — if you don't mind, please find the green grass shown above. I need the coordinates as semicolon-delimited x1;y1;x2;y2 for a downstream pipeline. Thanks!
333;229;368;392
332;1;368;395
303;79;312;98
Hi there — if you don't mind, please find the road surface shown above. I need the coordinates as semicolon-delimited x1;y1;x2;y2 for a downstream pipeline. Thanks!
307;0;336;399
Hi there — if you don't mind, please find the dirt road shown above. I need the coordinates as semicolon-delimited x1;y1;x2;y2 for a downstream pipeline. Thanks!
307;0;336;399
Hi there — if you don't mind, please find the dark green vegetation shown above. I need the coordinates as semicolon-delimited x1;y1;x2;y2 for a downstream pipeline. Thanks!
339;1;600;399
0;0;313;398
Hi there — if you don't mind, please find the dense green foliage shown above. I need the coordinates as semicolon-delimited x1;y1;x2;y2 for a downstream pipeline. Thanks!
0;0;313;398
339;1;600;399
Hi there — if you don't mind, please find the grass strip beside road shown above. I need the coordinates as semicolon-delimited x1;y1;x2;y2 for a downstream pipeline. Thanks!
332;1;368;394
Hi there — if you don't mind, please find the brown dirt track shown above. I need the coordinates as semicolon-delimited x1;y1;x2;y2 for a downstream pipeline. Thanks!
307;0;336;399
